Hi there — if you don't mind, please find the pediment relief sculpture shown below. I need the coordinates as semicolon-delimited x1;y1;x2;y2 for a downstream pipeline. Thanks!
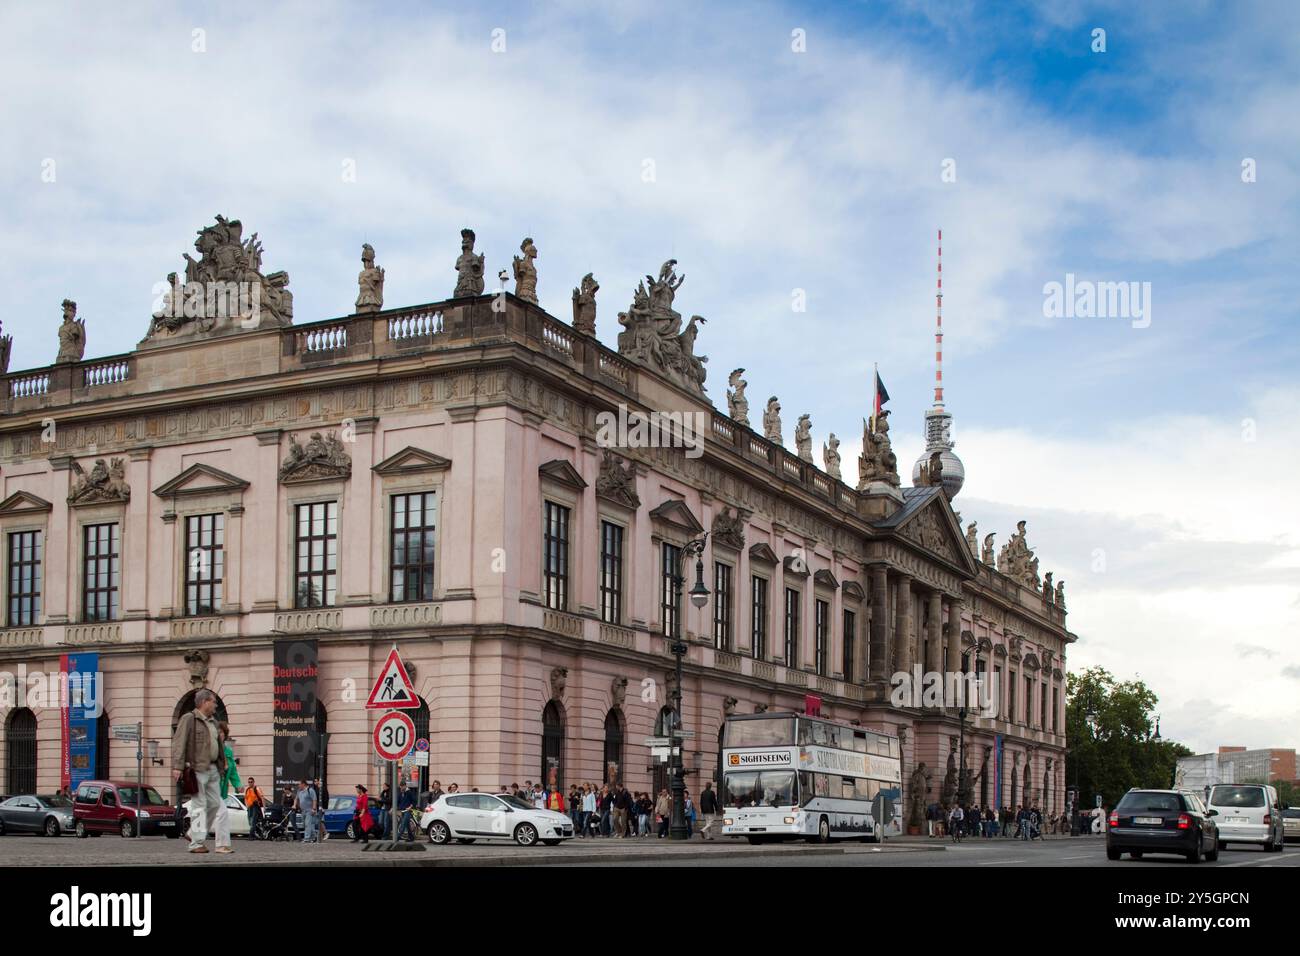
279;432;351;484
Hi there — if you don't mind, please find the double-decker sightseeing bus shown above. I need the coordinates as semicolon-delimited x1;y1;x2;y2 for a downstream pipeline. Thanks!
720;712;902;843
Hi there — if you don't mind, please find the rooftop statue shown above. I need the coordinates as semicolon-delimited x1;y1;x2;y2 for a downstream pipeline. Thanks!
454;228;486;297
56;299;86;363
857;410;900;489
997;520;1040;589
0;319;10;374
726;368;750;427
615;259;709;395
823;433;841;480
571;273;598;335
762;396;783;444
795;414;813;462
145;215;293;341
355;243;385;314
512;237;539;304
965;522;979;559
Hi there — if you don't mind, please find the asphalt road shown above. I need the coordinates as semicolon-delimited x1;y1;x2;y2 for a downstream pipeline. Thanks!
1;832;1295;867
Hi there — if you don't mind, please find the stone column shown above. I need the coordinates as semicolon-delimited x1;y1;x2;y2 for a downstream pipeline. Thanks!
895;573;913;674
946;598;963;674
869;565;889;681
925;590;943;674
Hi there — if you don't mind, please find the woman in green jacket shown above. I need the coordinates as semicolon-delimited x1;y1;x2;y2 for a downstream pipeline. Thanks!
218;722;241;799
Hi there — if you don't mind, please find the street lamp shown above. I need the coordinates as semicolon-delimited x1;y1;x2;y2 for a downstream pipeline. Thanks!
956;703;969;808
669;534;709;841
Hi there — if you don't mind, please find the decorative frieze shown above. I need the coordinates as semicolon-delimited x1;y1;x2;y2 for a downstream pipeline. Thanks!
274;609;341;633
543;609;584;638
65;623;122;645
169;617;225;640
371;603;443;629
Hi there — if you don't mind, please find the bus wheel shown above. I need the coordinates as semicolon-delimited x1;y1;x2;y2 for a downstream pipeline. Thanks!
812;816;830;843
746;836;767;845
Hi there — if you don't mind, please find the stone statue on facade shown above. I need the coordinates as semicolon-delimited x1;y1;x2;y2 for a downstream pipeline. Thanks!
982;533;996;566
907;762;931;828
857;411;900;490
916;450;944;488
355;243;385;314
615;259;709;395
965;522;979;560
454;228;485;297
0;319;10;374
512;237;539;304
763;397;782;444
998;520;1040;588
823;433;841;480
1042;571;1054;606
1055;579;1066;609
69;458;131;505
611;676;628;709
184;649;210;689
146;216;294;340
278;432;352;482
571;273;598;335
941;749;958;806
726;368;750;427
56;299;86;363
711;506;746;551
549;666;568;699
794;415;813;462
595;450;639;508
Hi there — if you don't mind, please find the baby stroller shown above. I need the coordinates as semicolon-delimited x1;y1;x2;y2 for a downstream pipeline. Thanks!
585;814;602;838
260;805;296;841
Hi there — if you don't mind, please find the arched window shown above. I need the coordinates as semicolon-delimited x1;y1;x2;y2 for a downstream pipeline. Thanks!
171;689;228;734
603;710;624;786
412;698;430;794
542;701;564;791
6;708;37;794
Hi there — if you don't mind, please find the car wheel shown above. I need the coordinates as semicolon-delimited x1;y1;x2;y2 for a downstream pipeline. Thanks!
0;819;6;836
1218;841;1228;851
1187;842;1203;864
120;820;136;839
165;828;180;840
345;821;358;840
1206;839;1219;862
44;817;60;837
75;821;88;839
514;822;539;846
1106;846;1121;860
427;821;451;845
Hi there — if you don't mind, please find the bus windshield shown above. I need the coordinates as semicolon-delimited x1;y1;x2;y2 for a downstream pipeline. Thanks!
723;718;794;748
724;771;797;808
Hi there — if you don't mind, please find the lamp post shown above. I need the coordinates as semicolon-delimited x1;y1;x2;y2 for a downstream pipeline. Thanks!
669;534;709;841
956;703;969;808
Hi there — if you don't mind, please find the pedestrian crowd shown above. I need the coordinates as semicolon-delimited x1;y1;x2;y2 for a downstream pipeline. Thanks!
926;802;1072;840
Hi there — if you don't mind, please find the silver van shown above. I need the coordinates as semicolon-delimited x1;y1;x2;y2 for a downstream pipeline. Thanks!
1207;784;1285;851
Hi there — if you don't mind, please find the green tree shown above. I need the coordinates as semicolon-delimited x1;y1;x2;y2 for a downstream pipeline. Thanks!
1065;667;1191;807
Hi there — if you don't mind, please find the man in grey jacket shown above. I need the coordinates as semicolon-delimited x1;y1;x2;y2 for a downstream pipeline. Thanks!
171;689;232;854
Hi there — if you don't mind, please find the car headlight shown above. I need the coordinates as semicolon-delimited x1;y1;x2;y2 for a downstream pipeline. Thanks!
139;811;151;818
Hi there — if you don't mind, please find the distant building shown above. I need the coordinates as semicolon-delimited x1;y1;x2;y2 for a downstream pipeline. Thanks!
1176;748;1297;790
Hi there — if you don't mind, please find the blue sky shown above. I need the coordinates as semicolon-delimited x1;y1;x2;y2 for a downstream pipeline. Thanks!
1;0;1297;752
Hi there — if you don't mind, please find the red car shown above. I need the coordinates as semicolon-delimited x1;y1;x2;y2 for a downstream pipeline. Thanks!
72;780;180;839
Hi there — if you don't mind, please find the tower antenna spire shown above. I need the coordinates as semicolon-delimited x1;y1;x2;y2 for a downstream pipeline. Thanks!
935;228;944;409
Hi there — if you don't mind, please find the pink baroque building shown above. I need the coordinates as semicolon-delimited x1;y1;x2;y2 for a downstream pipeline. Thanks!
0;219;1074;817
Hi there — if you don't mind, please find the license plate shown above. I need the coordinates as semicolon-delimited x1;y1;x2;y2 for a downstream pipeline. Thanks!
1135;817;1163;825
159;820;174;827
1227;817;1248;824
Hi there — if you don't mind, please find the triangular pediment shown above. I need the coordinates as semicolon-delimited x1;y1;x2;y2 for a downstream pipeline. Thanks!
885;489;978;573
813;569;839;590
0;491;53;516
153;463;250;499
648;499;703;535
539;458;587;491
841;580;866;601
748;542;779;565
373;446;453;476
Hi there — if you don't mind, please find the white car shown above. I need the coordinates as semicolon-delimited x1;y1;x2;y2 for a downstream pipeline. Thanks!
423;793;574;847
182;793;252;838
1208;784;1286;852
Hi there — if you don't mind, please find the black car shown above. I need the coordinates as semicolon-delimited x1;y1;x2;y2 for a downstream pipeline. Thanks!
0;793;76;836
1106;789;1219;863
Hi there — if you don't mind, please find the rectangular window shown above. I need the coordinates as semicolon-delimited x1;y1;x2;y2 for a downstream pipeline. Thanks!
713;562;732;651
784;588;801;668
1052;687;1059;732
750;575;768;659
542;501;571;611
661;543;682;637
1024;675;1033;725
390;492;437;603
184;514;224;616
814;599;829;676
599;521;623;624
842;609;856;680
294;502;338;608
82;523;120;622
7;530;43;627
1041;683;1048;729
1008;670;1016;722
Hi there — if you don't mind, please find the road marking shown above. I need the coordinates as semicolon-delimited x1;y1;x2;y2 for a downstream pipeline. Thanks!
1062;853;1096;859
977;859;1026;865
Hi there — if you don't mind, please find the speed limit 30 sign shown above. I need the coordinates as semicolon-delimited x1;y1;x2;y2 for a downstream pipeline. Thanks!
373;711;416;761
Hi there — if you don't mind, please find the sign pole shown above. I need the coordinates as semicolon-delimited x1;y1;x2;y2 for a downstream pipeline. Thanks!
135;720;142;838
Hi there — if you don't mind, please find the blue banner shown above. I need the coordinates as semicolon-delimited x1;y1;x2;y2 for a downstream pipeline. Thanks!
62;652;99;791
994;734;1003;810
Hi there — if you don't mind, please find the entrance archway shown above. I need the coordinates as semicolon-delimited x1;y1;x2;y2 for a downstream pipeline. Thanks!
542;701;565;791
171;688;228;734
602;709;624;785
5;708;37;794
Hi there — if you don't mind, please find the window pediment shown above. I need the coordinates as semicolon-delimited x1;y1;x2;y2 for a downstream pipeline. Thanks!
539;458;587;491
0;491;53;516
153;463;251;499
813;569;839;590
648;498;703;536
748;542;779;565
373;446;452;476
